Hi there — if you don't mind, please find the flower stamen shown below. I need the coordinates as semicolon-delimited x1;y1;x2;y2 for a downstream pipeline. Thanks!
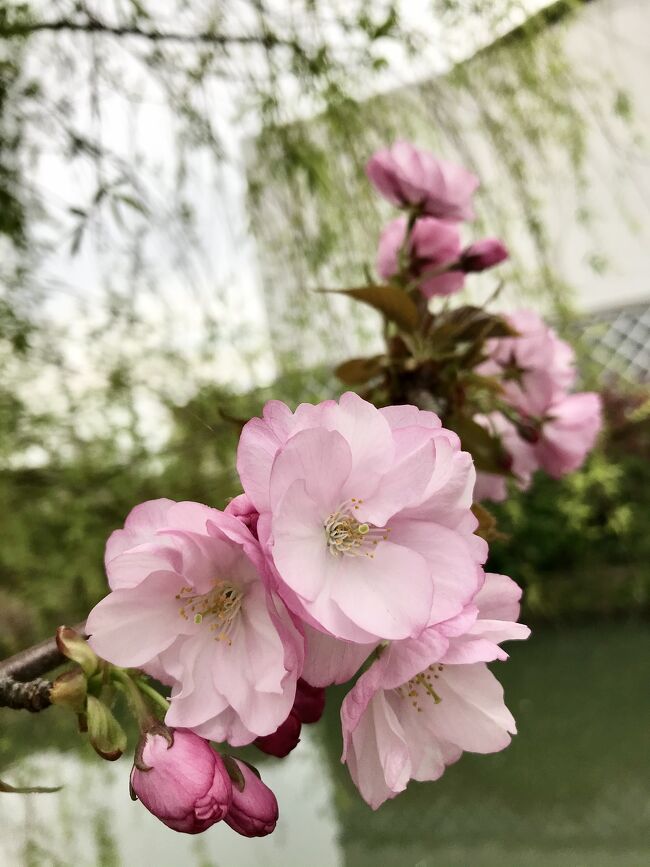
176;582;243;644
324;499;390;558
396;665;444;712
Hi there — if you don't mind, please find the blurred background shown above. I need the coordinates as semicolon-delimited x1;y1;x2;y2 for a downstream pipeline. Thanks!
1;1;649;864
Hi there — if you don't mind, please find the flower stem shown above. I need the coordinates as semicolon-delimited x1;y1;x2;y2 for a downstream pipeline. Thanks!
134;678;170;716
111;668;158;732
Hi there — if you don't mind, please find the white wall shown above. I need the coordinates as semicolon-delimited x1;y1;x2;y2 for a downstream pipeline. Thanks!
538;0;650;313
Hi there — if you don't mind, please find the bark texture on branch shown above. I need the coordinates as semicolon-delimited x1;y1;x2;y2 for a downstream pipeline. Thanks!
0;621;86;713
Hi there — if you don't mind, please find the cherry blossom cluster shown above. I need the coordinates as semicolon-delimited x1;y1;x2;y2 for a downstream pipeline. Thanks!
474;310;602;501
368;140;508;297
77;141;603;837
87;393;530;829
366;140;602;502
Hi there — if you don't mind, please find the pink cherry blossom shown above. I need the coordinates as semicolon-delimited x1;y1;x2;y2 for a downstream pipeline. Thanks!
237;394;485;644
534;392;603;478
340;573;529;809
376;216;464;298
477;309;576;417
301;624;377;688
473;471;508;503
87;500;303;746
474;412;540;499
130;728;232;834
475;391;602;495
366;141;479;221
439;573;530;664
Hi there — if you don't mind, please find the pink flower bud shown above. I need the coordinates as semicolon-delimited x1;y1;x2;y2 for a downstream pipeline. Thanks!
366;141;478;221
377;215;464;298
460;238;509;272
293;678;326;724
224;758;278;838
516;419;542;444
130;729;232;834
254;710;302;758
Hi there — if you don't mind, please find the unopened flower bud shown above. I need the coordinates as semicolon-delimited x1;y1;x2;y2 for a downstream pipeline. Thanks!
293;679;326;724
130;729;232;834
223;757;278;838
460;238;509;273
254;710;301;758
56;626;98;676
50;668;87;713
86;695;127;761
517;419;542;444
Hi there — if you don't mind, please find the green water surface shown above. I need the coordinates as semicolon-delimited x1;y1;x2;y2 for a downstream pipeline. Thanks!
1;624;648;867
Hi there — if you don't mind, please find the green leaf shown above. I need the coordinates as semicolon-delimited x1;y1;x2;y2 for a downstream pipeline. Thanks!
462;371;504;394
613;89;632;120
335;355;385;385
86;695;127;761
372;7;398;40
0;778;61;794
448;415;511;475
70;223;85;255
439;306;519;341
471;503;506;542
118;194;149;216
321;285;419;332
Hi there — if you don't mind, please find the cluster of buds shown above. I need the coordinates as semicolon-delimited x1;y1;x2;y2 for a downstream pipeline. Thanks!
51;626;278;836
131;728;277;836
369;141;508;298
329;141;602;499
473;309;602;501
50;626;126;761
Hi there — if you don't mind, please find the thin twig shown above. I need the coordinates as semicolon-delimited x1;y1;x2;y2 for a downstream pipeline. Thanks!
0;18;295;49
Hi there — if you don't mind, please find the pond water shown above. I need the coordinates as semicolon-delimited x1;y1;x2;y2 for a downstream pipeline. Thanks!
1;624;649;867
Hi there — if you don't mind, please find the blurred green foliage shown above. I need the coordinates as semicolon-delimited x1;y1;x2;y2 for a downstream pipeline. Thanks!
1;373;648;660
318;623;650;866
2;623;648;864
0;368;336;657
488;390;650;621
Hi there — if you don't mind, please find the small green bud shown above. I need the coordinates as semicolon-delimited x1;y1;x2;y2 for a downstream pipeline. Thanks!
56;626;98;676
50;668;87;713
221;754;246;791
222;754;261;791
86;695;127;761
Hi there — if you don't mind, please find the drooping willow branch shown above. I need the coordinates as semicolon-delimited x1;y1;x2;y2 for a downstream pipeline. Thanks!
0;17;295;49
0;621;86;713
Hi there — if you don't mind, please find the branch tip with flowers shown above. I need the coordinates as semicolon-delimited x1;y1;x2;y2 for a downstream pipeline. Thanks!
0;140;602;832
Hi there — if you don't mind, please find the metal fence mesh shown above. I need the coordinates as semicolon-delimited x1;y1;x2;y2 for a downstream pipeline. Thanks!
579;302;650;385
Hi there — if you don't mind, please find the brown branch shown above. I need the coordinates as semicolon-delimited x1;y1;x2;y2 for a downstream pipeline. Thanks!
0;17;295;50
0;621;86;713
